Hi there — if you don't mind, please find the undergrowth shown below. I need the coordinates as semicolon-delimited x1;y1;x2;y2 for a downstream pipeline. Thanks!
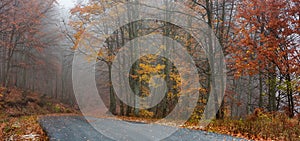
204;109;300;140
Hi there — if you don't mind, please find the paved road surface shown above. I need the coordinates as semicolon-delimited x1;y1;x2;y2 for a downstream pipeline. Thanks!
39;116;248;141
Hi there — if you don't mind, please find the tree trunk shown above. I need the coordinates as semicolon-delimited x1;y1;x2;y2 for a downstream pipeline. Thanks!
108;64;116;115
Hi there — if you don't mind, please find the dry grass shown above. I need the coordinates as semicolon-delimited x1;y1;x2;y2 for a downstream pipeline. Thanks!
201;109;300;141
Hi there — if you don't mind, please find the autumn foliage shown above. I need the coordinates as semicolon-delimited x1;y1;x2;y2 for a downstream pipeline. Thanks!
2;0;299;140
227;0;299;117
228;0;299;77
0;0;57;86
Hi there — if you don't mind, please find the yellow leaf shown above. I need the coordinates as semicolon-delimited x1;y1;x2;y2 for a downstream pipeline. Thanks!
98;50;103;57
130;74;138;79
160;45;166;50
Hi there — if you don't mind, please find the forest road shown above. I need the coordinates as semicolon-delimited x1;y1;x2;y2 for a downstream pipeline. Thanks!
39;116;248;141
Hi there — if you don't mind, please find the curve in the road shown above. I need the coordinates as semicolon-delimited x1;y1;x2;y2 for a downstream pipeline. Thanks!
38;116;249;141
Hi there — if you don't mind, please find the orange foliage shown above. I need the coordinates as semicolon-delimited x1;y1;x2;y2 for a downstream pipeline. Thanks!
227;0;300;77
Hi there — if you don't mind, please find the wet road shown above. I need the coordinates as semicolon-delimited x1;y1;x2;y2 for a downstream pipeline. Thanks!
39;116;248;141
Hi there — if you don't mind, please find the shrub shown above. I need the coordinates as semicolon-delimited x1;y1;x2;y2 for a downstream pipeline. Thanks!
204;109;300;140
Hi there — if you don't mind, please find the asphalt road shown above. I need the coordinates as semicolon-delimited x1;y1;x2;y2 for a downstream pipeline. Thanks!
38;116;248;141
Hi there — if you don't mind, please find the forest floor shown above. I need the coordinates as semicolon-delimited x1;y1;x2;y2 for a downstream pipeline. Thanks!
1;87;299;140
0;87;78;140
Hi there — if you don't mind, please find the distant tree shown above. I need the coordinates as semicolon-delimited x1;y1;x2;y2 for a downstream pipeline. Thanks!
0;0;57;87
